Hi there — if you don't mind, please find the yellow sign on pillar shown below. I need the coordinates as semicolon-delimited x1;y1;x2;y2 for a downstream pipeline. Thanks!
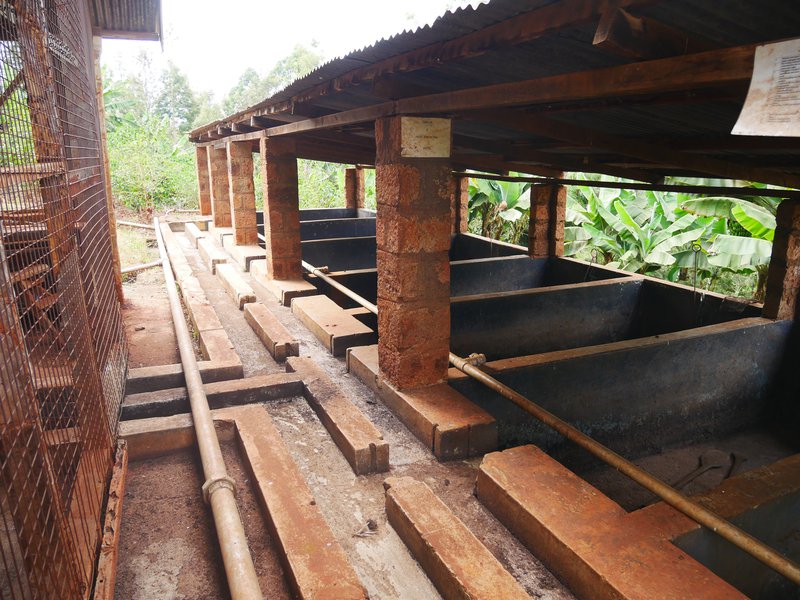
400;117;452;158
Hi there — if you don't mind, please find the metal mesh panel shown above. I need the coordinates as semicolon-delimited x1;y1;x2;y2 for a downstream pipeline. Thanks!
0;0;127;597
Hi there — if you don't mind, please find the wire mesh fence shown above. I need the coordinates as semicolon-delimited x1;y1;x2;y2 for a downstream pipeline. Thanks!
0;0;126;597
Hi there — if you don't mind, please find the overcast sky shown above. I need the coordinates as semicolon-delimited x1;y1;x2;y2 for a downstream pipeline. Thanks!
101;0;483;100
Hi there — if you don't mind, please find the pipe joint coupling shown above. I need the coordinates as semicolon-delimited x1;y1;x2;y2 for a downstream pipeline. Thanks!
202;475;237;504
465;353;487;367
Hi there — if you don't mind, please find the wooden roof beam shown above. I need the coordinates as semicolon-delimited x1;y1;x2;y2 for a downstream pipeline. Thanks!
593;6;716;60
260;43;759;139
468;109;800;188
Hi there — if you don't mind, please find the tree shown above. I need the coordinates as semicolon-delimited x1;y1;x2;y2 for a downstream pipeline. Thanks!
155;63;198;133
222;68;270;115
223;44;324;115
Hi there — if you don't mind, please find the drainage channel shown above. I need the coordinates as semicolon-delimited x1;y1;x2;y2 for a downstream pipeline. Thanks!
301;259;800;588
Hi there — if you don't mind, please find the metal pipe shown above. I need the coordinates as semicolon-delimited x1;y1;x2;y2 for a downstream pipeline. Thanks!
301;258;800;587
302;260;378;314
120;259;162;275
154;218;262;599
117;220;155;230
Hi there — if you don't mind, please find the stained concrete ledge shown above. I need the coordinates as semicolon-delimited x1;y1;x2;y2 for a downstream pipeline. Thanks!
243;302;299;362
347;345;497;461
216;263;256;309
476;445;746;600
250;259;318;306
221;237;264;272
292;295;376;356
185;222;205;247
198;237;228;274
287;356;389;475
384;476;530;600
122;373;303;420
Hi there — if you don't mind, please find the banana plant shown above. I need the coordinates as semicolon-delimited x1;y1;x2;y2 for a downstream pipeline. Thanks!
680;196;777;300
468;178;531;244
565;186;712;274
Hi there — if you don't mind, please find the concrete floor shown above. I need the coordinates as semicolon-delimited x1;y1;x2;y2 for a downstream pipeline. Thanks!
116;228;574;599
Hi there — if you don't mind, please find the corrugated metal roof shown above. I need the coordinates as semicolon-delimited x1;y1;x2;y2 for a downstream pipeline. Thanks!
193;0;800;185
90;0;161;40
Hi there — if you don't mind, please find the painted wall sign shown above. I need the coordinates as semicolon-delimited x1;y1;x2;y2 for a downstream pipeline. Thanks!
733;38;800;137
400;117;451;158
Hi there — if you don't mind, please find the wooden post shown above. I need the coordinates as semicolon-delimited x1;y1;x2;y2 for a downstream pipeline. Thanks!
92;37;123;302
375;116;453;389
529;184;566;258
196;146;212;216
763;199;800;320
226;141;259;246
345;166;365;210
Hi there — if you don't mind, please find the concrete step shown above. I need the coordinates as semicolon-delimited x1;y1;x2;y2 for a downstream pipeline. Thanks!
287;356;389;475
243;302;299;361
292;294;376;356
347;344;496;461
476;445;745;600
197;237;228;274
384;476;530;600
185;222;205;248
216;263;256;309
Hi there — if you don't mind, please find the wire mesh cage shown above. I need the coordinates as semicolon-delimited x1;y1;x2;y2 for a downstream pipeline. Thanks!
0;0;127;597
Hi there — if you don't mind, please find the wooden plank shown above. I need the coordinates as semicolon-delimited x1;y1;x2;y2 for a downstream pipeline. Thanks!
92;442;128;600
593;7;716;59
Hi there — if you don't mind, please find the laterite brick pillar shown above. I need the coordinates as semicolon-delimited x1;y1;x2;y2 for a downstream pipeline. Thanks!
260;137;302;280
451;175;470;235
345;166;365;210
226;141;259;246
764;199;800;320
195;146;212;216
529;184;566;258
208;146;231;227
375;116;453;389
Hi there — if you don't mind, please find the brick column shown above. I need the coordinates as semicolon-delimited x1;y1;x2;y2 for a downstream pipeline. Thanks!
260;137;302;280
208;146;231;227
195;146;212;216
226;141;259;246
451;175;470;234
528;184;566;258
376;116;453;389
345;166;366;210
764;199;800;320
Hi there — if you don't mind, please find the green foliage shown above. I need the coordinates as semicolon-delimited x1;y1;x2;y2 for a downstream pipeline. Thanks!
223;44;324;115
0;58;35;167
154;62;199;133
467;172;779;301
107;113;197;210
468;178;531;244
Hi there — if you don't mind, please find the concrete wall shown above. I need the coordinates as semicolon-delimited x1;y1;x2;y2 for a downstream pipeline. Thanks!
450;318;793;465
302;237;377;271
300;218;376;241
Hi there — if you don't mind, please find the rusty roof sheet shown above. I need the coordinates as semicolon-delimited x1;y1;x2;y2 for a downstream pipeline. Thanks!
194;0;800;184
89;0;161;40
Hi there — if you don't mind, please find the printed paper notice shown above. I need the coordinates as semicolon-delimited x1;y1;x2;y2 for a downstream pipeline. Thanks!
733;38;800;137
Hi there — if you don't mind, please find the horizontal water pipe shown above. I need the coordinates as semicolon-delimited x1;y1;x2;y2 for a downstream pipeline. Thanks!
155;218;262;599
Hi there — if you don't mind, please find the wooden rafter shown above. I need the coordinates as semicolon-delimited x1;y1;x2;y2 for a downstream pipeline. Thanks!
468;109;800;188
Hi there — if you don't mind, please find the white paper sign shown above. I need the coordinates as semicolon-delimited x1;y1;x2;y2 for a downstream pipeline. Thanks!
400;117;451;158
733;38;800;137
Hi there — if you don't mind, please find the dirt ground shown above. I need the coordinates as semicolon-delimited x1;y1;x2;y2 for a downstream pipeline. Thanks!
115;442;291;600
122;268;179;368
